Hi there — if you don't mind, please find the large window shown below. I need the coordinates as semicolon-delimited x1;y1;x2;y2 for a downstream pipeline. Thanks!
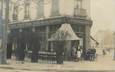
75;0;83;9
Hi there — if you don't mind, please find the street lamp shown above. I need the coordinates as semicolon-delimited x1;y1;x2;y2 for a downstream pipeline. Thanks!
113;32;115;60
0;0;9;64
0;0;4;64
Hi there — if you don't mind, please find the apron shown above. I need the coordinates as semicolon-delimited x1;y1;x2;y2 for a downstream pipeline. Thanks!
77;51;81;58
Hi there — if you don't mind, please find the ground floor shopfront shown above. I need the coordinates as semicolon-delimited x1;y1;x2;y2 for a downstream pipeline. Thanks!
7;16;92;63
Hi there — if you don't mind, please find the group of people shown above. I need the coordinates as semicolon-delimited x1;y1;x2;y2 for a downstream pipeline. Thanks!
6;31;41;64
85;49;96;61
72;44;97;61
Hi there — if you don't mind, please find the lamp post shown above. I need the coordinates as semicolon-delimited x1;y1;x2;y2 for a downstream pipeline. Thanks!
0;0;5;64
113;32;115;60
0;0;9;64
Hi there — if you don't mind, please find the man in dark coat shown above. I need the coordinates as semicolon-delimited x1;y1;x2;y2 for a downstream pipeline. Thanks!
54;41;64;64
7;33;13;59
31;32;41;62
7;42;13;59
15;32;26;63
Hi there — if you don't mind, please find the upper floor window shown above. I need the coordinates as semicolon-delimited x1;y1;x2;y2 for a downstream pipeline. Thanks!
75;0;83;9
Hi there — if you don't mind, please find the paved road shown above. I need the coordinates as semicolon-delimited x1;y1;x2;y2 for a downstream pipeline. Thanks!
0;53;115;72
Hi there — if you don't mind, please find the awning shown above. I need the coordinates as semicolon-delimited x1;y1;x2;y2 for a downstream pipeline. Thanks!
90;36;99;46
48;23;80;41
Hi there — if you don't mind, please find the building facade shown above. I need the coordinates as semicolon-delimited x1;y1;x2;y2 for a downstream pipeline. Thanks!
7;0;92;61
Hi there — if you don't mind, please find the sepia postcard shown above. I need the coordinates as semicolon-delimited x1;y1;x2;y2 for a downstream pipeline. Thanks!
0;0;115;72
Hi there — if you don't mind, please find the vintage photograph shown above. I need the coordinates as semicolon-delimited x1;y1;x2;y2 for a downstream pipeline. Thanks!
0;0;115;72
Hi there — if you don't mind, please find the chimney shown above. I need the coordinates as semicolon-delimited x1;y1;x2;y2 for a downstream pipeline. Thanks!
36;0;44;19
50;0;60;17
24;0;31;20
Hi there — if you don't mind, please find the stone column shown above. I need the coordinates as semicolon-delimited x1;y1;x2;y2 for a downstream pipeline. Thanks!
36;0;44;19
85;25;91;50
46;26;49;51
50;0;60;17
113;32;115;60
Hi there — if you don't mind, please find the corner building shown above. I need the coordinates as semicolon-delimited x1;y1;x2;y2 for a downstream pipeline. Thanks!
8;0;92;61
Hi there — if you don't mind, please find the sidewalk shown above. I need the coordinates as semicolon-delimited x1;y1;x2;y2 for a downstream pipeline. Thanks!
0;54;115;72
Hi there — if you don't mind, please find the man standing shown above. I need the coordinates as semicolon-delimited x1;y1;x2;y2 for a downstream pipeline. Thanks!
55;41;64;64
31;31;40;63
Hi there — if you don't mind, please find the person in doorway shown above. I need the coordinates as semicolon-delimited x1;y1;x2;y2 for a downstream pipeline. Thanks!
76;45;82;62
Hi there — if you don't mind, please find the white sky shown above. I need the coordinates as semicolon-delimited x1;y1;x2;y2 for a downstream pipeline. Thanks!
91;0;115;36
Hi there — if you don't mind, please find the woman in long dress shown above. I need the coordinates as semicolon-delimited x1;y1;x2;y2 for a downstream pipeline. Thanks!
76;46;82;61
